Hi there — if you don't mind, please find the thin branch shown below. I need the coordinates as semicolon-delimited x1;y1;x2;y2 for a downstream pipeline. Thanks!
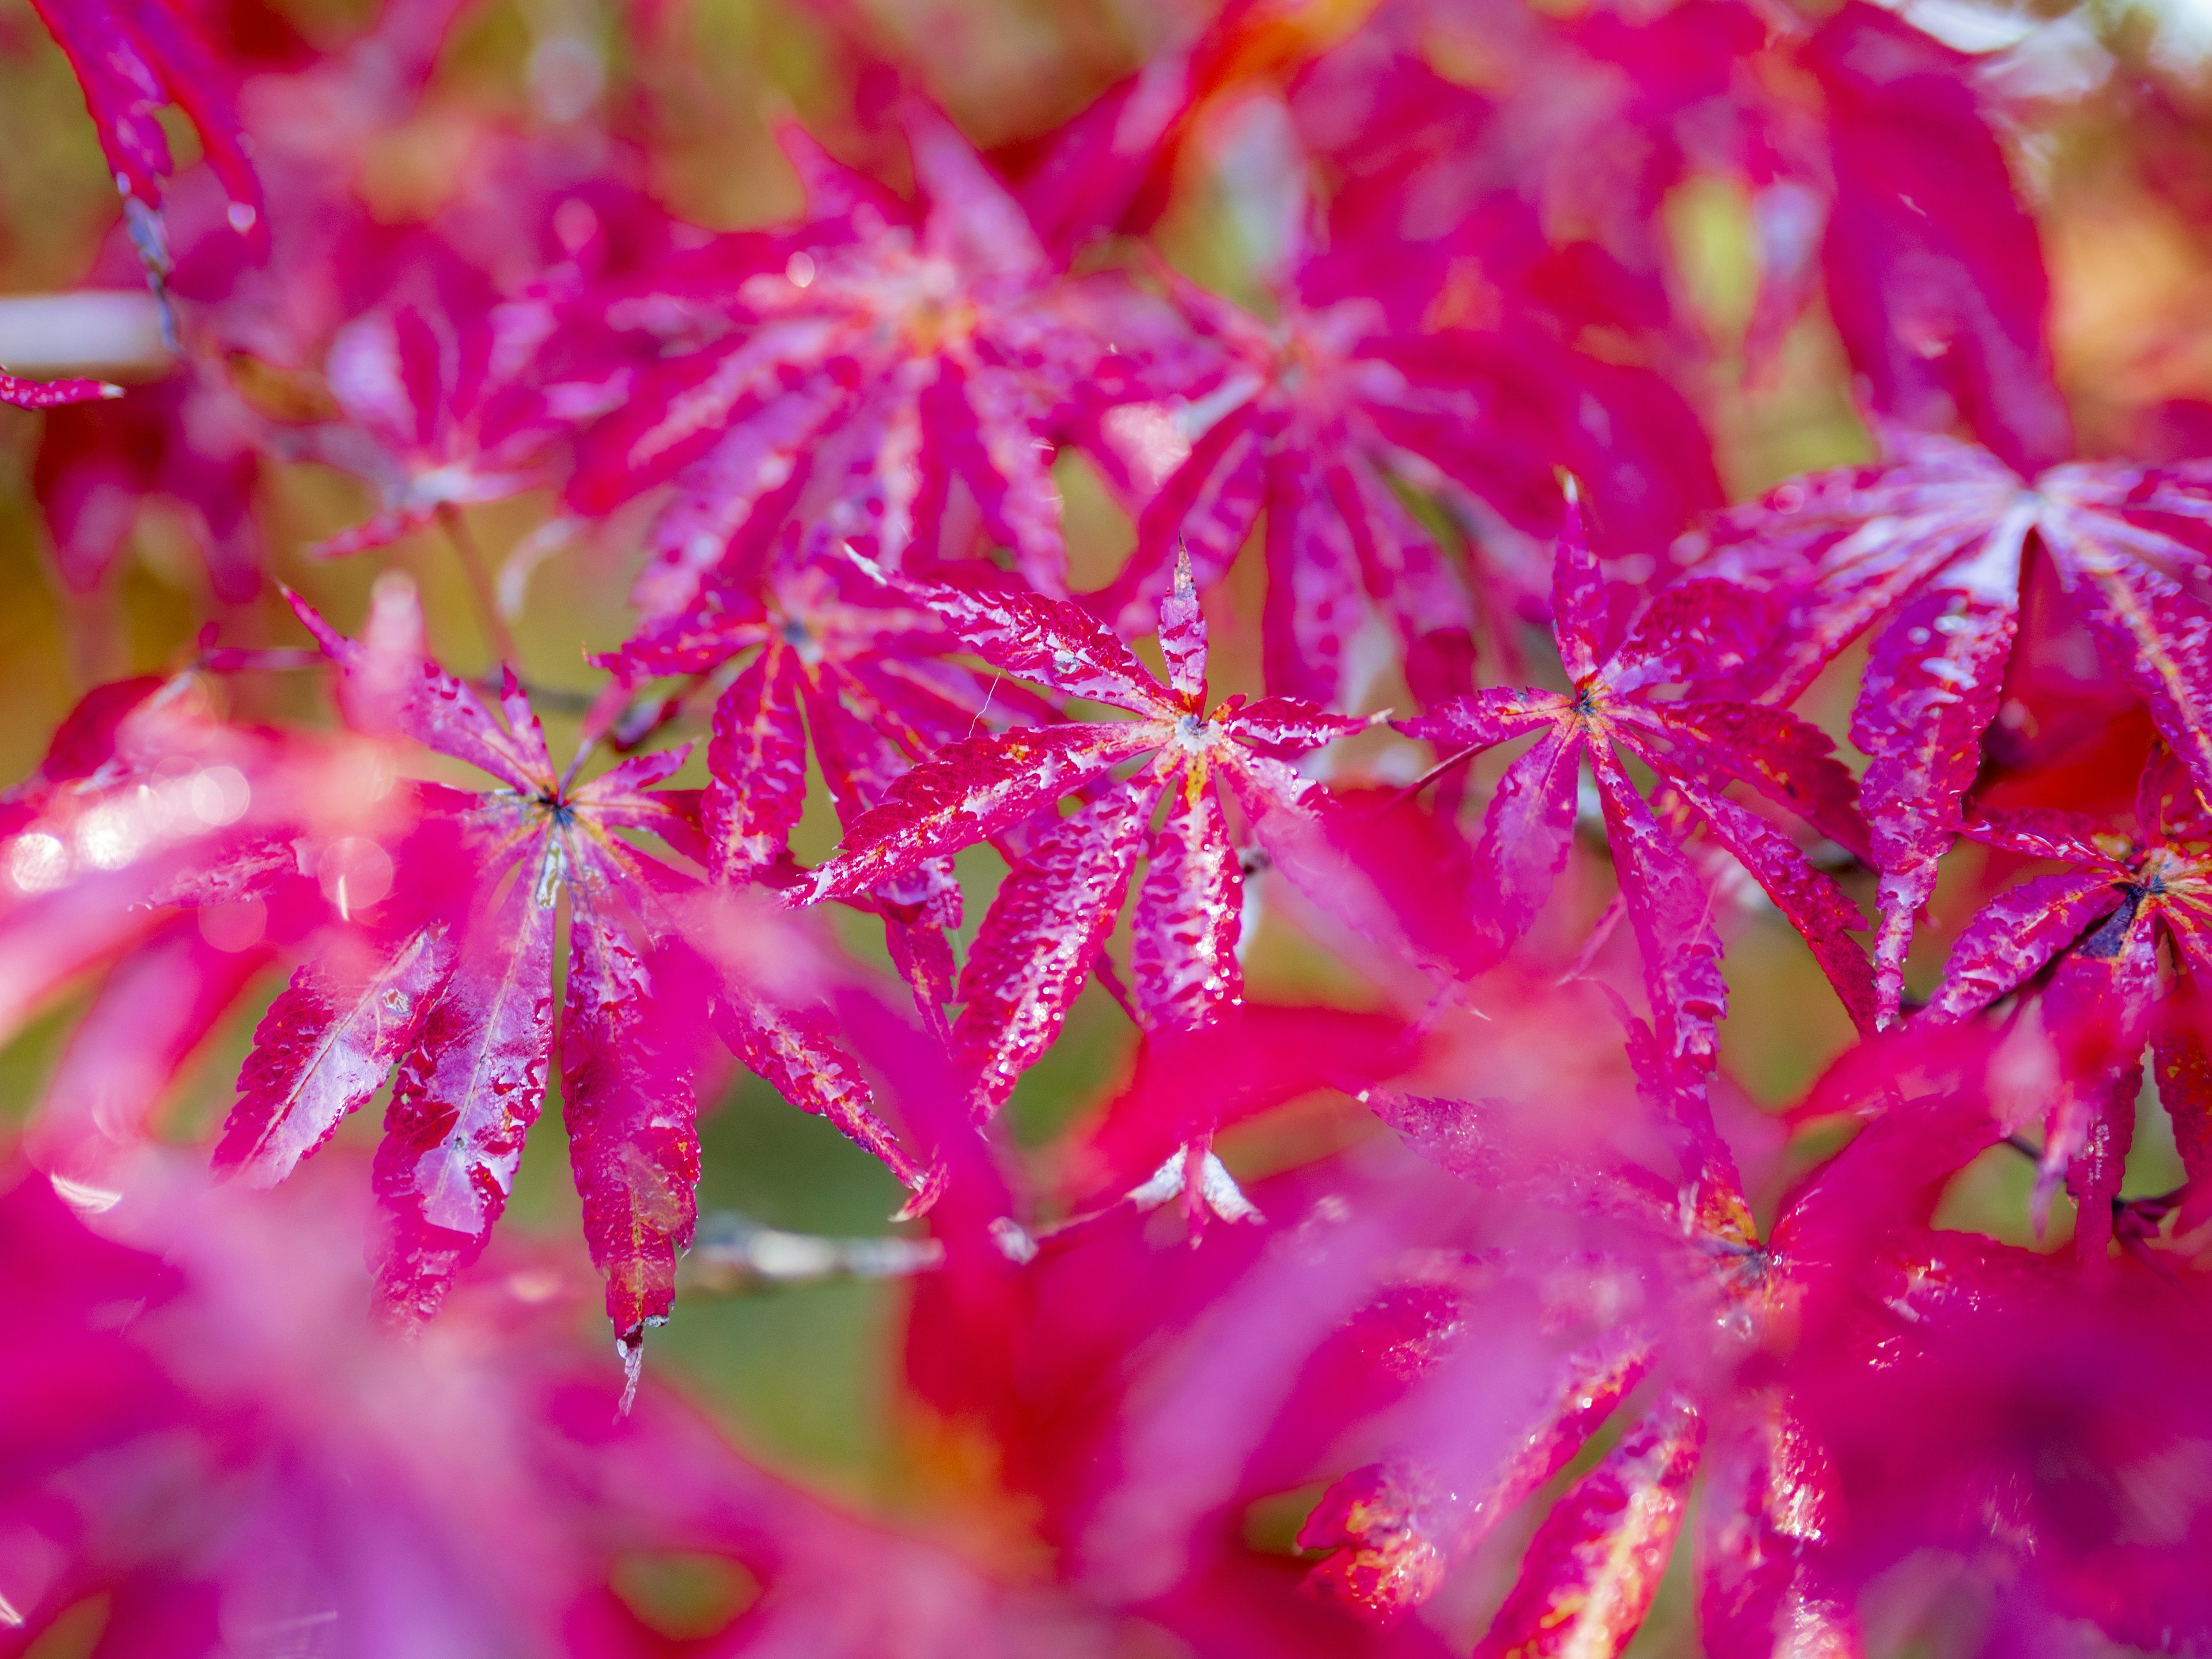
1089;950;1141;1024
0;290;168;373
198;637;611;721
683;1213;944;1294
683;1151;1266;1297
1380;744;1481;816
437;503;519;668
474;675;599;717
608;670;713;751
1556;895;1627;986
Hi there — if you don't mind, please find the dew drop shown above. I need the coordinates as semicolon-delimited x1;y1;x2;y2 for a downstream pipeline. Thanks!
618;1335;645;1418
50;1173;123;1214
9;832;68;893
988;1217;1039;1264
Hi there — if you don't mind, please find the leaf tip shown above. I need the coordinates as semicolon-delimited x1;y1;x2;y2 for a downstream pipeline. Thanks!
988;1216;1039;1264
616;1331;645;1418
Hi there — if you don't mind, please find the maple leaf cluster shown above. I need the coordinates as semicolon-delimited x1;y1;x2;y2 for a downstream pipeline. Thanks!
6;0;2212;1655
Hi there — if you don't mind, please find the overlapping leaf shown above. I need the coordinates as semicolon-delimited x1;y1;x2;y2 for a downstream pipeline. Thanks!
804;550;1369;1119
1292;1018;1874;1654
0;672;313;1056
1088;235;1480;713
307;242;600;558
1693;429;2212;1021
1472;1394;1704;1659
28;0;267;285
566;109;1196;614
1404;497;1876;1066
1;8;2207;1656
23;4;530;604
301;147;677;559
1784;1222;2212;1652
601;552;1057;1028
1287;0;1774;537
1090;86;1744;709
1808;2;2074;478
35;364;267;603
1923;750;2212;1249
213;583;925;1343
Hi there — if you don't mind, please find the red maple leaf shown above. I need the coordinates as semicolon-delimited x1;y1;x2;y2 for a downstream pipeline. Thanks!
300;146;675;560
0;671;311;1058
1691;428;2212;1024
1033;993;1816;1654
1294;1022;1887;1653
1924;751;2212;1251
1808;2;2074;478
6;1163;1120;1658
802;550;1374;1117
17;2;485;605
214;584;924;1347
0;370;120;410
305;238;617;558
1091;267;1479;715
29;0;267;285
601;551;1056;1035
34;363;267;603
1090;94;1741;712
1285;0;1758;529
1403;494;1877;1067
0;667;433;1202
1471;1393;1709;1659
563;107;1194;609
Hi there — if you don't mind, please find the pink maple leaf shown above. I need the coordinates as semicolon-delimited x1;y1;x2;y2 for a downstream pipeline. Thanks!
300;145;676;559
1470;1393;1707;1659
1091;272;1478;715
1294;1022;1860;1652
802;550;1373;1118
0;668;446;1200
565;107;1194;608
5;1160;1115;1658
600;551;1056;1036
34;363;266;603
0;369;121;410
1048;1006;1789;1654
1094;90;1739;711
306;240;609;558
1286;0;1763;535
214;583;925;1344
1808;2;2074;478
1404;493;1877;1067
29;0;267;283
1691;428;2212;1023
1291;1074;1774;1647
1783;1223;2212;1653
18;3;487;605
0;672;310;1061
1922;749;2212;1250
